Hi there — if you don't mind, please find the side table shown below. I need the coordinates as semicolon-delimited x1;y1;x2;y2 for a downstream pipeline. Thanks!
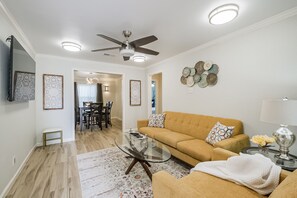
241;147;297;171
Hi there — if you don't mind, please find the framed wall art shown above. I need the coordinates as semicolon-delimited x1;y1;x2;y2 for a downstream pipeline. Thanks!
130;80;141;106
43;74;64;110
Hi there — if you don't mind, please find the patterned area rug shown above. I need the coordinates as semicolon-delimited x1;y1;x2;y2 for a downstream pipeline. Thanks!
77;147;190;198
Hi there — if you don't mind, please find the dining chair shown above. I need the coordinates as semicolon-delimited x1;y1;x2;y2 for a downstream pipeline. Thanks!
105;101;113;127
89;102;103;131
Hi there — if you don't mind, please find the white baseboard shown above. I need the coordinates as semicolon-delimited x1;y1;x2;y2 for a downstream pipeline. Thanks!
36;138;75;147
123;128;138;133
111;117;122;121
0;144;37;198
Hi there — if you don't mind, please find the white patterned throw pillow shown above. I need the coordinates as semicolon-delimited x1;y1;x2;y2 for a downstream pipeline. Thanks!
206;122;234;145
148;113;166;128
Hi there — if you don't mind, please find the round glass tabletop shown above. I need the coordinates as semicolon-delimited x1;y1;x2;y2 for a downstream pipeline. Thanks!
115;132;171;163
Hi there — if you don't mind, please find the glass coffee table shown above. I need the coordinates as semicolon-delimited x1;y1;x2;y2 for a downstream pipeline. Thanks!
115;132;171;180
241;147;297;171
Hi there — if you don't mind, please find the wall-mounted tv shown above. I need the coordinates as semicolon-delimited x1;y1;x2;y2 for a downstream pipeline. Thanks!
7;35;36;102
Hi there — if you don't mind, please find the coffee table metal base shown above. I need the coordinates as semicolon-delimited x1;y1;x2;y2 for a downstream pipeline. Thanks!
125;157;152;180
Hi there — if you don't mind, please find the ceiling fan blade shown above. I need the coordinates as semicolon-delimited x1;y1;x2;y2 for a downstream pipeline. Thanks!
97;34;123;45
135;47;159;55
91;47;120;52
130;35;158;47
123;56;130;61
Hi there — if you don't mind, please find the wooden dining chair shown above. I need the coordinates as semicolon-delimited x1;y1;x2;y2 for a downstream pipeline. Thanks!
89;102;103;131
105;101;113;127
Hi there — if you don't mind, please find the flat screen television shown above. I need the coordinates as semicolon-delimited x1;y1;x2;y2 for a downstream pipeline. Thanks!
7;35;36;102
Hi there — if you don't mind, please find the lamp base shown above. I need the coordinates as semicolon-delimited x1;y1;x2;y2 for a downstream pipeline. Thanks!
273;125;295;160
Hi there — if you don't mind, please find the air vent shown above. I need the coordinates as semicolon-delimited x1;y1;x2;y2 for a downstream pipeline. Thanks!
104;53;115;57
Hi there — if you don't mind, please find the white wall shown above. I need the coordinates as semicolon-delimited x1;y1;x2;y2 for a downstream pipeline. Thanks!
103;79;123;120
147;15;297;155
35;55;147;144
0;8;36;195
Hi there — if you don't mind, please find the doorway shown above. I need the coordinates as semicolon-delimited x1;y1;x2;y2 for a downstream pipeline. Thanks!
73;70;123;132
151;73;162;114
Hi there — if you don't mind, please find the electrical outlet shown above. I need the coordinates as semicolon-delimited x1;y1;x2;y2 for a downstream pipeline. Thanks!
12;155;16;166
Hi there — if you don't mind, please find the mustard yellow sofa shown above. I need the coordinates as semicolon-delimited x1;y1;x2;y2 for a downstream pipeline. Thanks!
137;111;250;166
152;148;295;198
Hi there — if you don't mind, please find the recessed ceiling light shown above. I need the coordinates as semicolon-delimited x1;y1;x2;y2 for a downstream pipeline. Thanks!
209;4;239;25
61;41;81;52
133;55;146;63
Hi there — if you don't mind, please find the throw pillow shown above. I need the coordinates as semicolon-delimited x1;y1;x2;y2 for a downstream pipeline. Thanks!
148;113;166;128
206;122;234;145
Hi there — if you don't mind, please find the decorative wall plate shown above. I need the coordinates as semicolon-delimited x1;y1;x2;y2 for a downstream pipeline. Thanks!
206;73;218;85
203;61;213;70
208;64;219;74
182;67;191;77
195;61;205;75
197;74;208;88
180;60;219;88
193;74;201;83
186;76;195;87
180;76;187;85
190;68;196;76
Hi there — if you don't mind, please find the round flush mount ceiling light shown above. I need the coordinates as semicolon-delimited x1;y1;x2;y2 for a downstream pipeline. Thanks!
61;41;81;52
133;55;146;63
209;4;239;25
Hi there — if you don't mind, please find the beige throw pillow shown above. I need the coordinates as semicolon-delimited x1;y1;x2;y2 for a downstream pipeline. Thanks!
148;113;166;128
206;122;234;145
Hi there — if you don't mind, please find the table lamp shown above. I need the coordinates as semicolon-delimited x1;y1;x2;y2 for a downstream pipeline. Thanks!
260;98;297;160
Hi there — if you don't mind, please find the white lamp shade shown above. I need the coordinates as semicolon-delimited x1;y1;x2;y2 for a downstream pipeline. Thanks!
260;99;297;126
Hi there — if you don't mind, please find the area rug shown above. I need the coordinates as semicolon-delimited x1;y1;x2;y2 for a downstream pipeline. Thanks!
77;147;190;198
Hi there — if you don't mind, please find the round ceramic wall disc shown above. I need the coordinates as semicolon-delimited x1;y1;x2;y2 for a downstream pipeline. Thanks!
180;76;187;85
204;61;213;70
193;74;201;83
208;64;219;74
206;73;218;85
195;61;205;75
190;68;196;76
182;67;191;77
186;76;195;87
198;74;208;88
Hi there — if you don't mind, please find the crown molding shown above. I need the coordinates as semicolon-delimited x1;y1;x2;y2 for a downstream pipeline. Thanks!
0;1;36;59
146;6;297;70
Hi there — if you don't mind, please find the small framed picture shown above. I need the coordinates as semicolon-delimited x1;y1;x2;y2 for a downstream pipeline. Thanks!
43;74;64;110
130;80;141;106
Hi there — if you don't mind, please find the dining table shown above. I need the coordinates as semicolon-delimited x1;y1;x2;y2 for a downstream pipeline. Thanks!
79;106;108;131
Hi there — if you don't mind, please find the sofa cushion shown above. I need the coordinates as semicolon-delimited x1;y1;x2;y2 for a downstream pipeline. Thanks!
179;171;266;198
148;113;166;128
164;111;243;140
206;122;234;145
177;139;214;161
269;169;297;198
154;131;195;148
139;127;172;138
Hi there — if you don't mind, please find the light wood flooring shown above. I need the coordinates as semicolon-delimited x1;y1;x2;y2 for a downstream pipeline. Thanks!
5;119;123;198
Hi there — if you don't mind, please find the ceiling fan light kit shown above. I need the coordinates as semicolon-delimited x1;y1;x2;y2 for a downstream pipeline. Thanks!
209;4;239;25
61;41;81;52
120;46;135;57
133;55;146;63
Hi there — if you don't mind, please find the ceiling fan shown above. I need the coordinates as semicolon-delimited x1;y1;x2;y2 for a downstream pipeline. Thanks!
92;30;159;61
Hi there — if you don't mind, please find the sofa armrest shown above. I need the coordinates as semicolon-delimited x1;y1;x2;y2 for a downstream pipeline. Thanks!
211;148;238;161
152;171;204;198
137;119;149;129
213;134;250;153
280;169;291;183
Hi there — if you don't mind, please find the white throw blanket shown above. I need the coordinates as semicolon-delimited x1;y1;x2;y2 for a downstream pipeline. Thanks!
191;153;281;195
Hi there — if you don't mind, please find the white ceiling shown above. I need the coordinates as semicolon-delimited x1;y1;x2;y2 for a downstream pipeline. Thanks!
2;0;297;67
74;70;122;83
